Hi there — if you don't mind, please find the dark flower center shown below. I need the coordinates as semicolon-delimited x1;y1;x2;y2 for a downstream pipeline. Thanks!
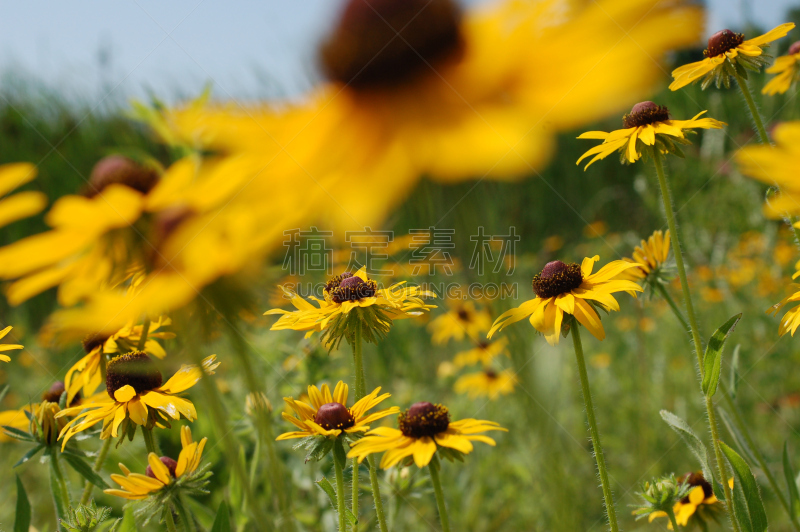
319;0;463;91
477;341;490;349
678;472;714;503
457;308;471;321
327;273;377;303
790;41;800;55
82;332;110;353
399;401;450;438
85;155;159;197
532;260;583;299
105;351;163;399
622;101;670;128
146;456;178;479
42;381;66;404
704;29;745;58
314;402;355;431
484;370;498;379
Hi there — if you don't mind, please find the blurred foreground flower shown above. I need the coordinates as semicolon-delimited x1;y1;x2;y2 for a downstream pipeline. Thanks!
0;162;46;229
0;325;23;363
764;41;800;95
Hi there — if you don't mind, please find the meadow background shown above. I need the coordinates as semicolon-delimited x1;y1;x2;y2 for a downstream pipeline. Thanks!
3;1;800;531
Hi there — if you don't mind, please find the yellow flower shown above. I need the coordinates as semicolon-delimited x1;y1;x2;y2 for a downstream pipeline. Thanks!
0;162;46;229
763;41;800;95
0;382;84;443
65;317;174;404
162;0;702;232
56;353;218;449
622;230;671;281
488;257;642;345
736;121;800;218
348;401;506;468
454;369;517;400
577;102;725;169
427;301;492;344
452;338;508;368
105;425;207;500
265;267;435;342
670;24;795;91
0;325;23;363
768;281;800;336
649;473;728;529
277;381;398;440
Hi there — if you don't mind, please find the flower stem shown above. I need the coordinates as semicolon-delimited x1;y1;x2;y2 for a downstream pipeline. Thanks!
655;283;690;331
333;443;349;532
79;437;112;505
350;313;389;532
427;454;451;532
175;494;198;532
137;317;151;352
732;68;769;144
49;450;71;531
666;506;682;532
652;151;739;532
352;457;359;532
142;426;159;455
165;509;179;532
570;323;619;532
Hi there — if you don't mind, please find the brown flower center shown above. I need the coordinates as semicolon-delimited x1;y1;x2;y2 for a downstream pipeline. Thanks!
146;456;178;479
42;381;66;404
678;472;713;503
82;332;110;353
85;155;159;197
704;29;745;58
314;402;355;431
105;351;163;399
531;260;583;299
790;41;800;55
326;272;377;303
398;401;450;438
319;0;463;91
457;308;471;321
622;101;670;128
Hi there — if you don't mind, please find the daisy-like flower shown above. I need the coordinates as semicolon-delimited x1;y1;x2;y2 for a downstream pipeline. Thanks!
648;473;727;529
764;41;800;95
276;381;399;441
736;121;800;218
0;325;23;363
428;301;492;345
56;352;219;449
621;230;672;284
670;24;795;91
767;280;800;336
348;401;506;468
488;257;642;345
576;102;725;170
0;162;46;230
454;369;517;400
452;337;508;368
265;267;435;348
65;317;174;404
105;426;209;501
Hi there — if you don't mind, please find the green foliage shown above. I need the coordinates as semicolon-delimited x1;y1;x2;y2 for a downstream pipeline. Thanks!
14;474;31;532
660;410;716;490
720;441;768;532
784;443;800;520
210;502;232;532
60;501;112;532
702;313;741;397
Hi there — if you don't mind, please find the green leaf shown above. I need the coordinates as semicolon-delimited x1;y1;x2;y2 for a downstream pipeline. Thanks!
720;440;768;532
14;443;45;468
731;474;754;532
0;383;9;403
730;345;741;399
117;507;136;532
316;476;338;510
702;313;741;397
14;474;31;532
210;502;232;532
718;408;757;465
2;425;35;442
63;453;109;489
784;442;800;519
660;410;716;488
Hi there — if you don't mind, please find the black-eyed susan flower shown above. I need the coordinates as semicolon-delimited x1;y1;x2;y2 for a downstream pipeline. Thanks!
647;472;727;529
736;121;800;217
621;230;673;286
56;353;218;449
454;369;517;400
428;301;492;345
276;381;398;442
265;267;435;348
577;102;725;170
488;257;642;345
0;325;23;363
348;401;506;468
670;24;795;91
764;41;800;95
452;337;508;368
768;282;800;336
0;162;46;230
65;318;174;404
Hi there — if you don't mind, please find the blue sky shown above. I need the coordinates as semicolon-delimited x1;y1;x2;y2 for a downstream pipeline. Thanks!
0;0;796;103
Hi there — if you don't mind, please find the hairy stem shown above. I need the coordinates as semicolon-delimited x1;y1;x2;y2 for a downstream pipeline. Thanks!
50;450;71;532
333;444;348;532
175;494;198;532
80;437;112;505
733;68;769;144
666;506;682;532
427;455;451;532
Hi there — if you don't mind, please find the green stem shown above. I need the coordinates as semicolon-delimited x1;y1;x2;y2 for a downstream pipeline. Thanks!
350;315;389;532
165;509;179;532
175;494;197;532
352;458;359;532
720;386;800;532
733;68;769;144
80;437;112;505
333;443;349;532
137;317;151;352
427;455;450;532
652;151;739;532
656;283;690;331
142;426;159;455
570;323;619;532
666;506;682;532
50;451;71;531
